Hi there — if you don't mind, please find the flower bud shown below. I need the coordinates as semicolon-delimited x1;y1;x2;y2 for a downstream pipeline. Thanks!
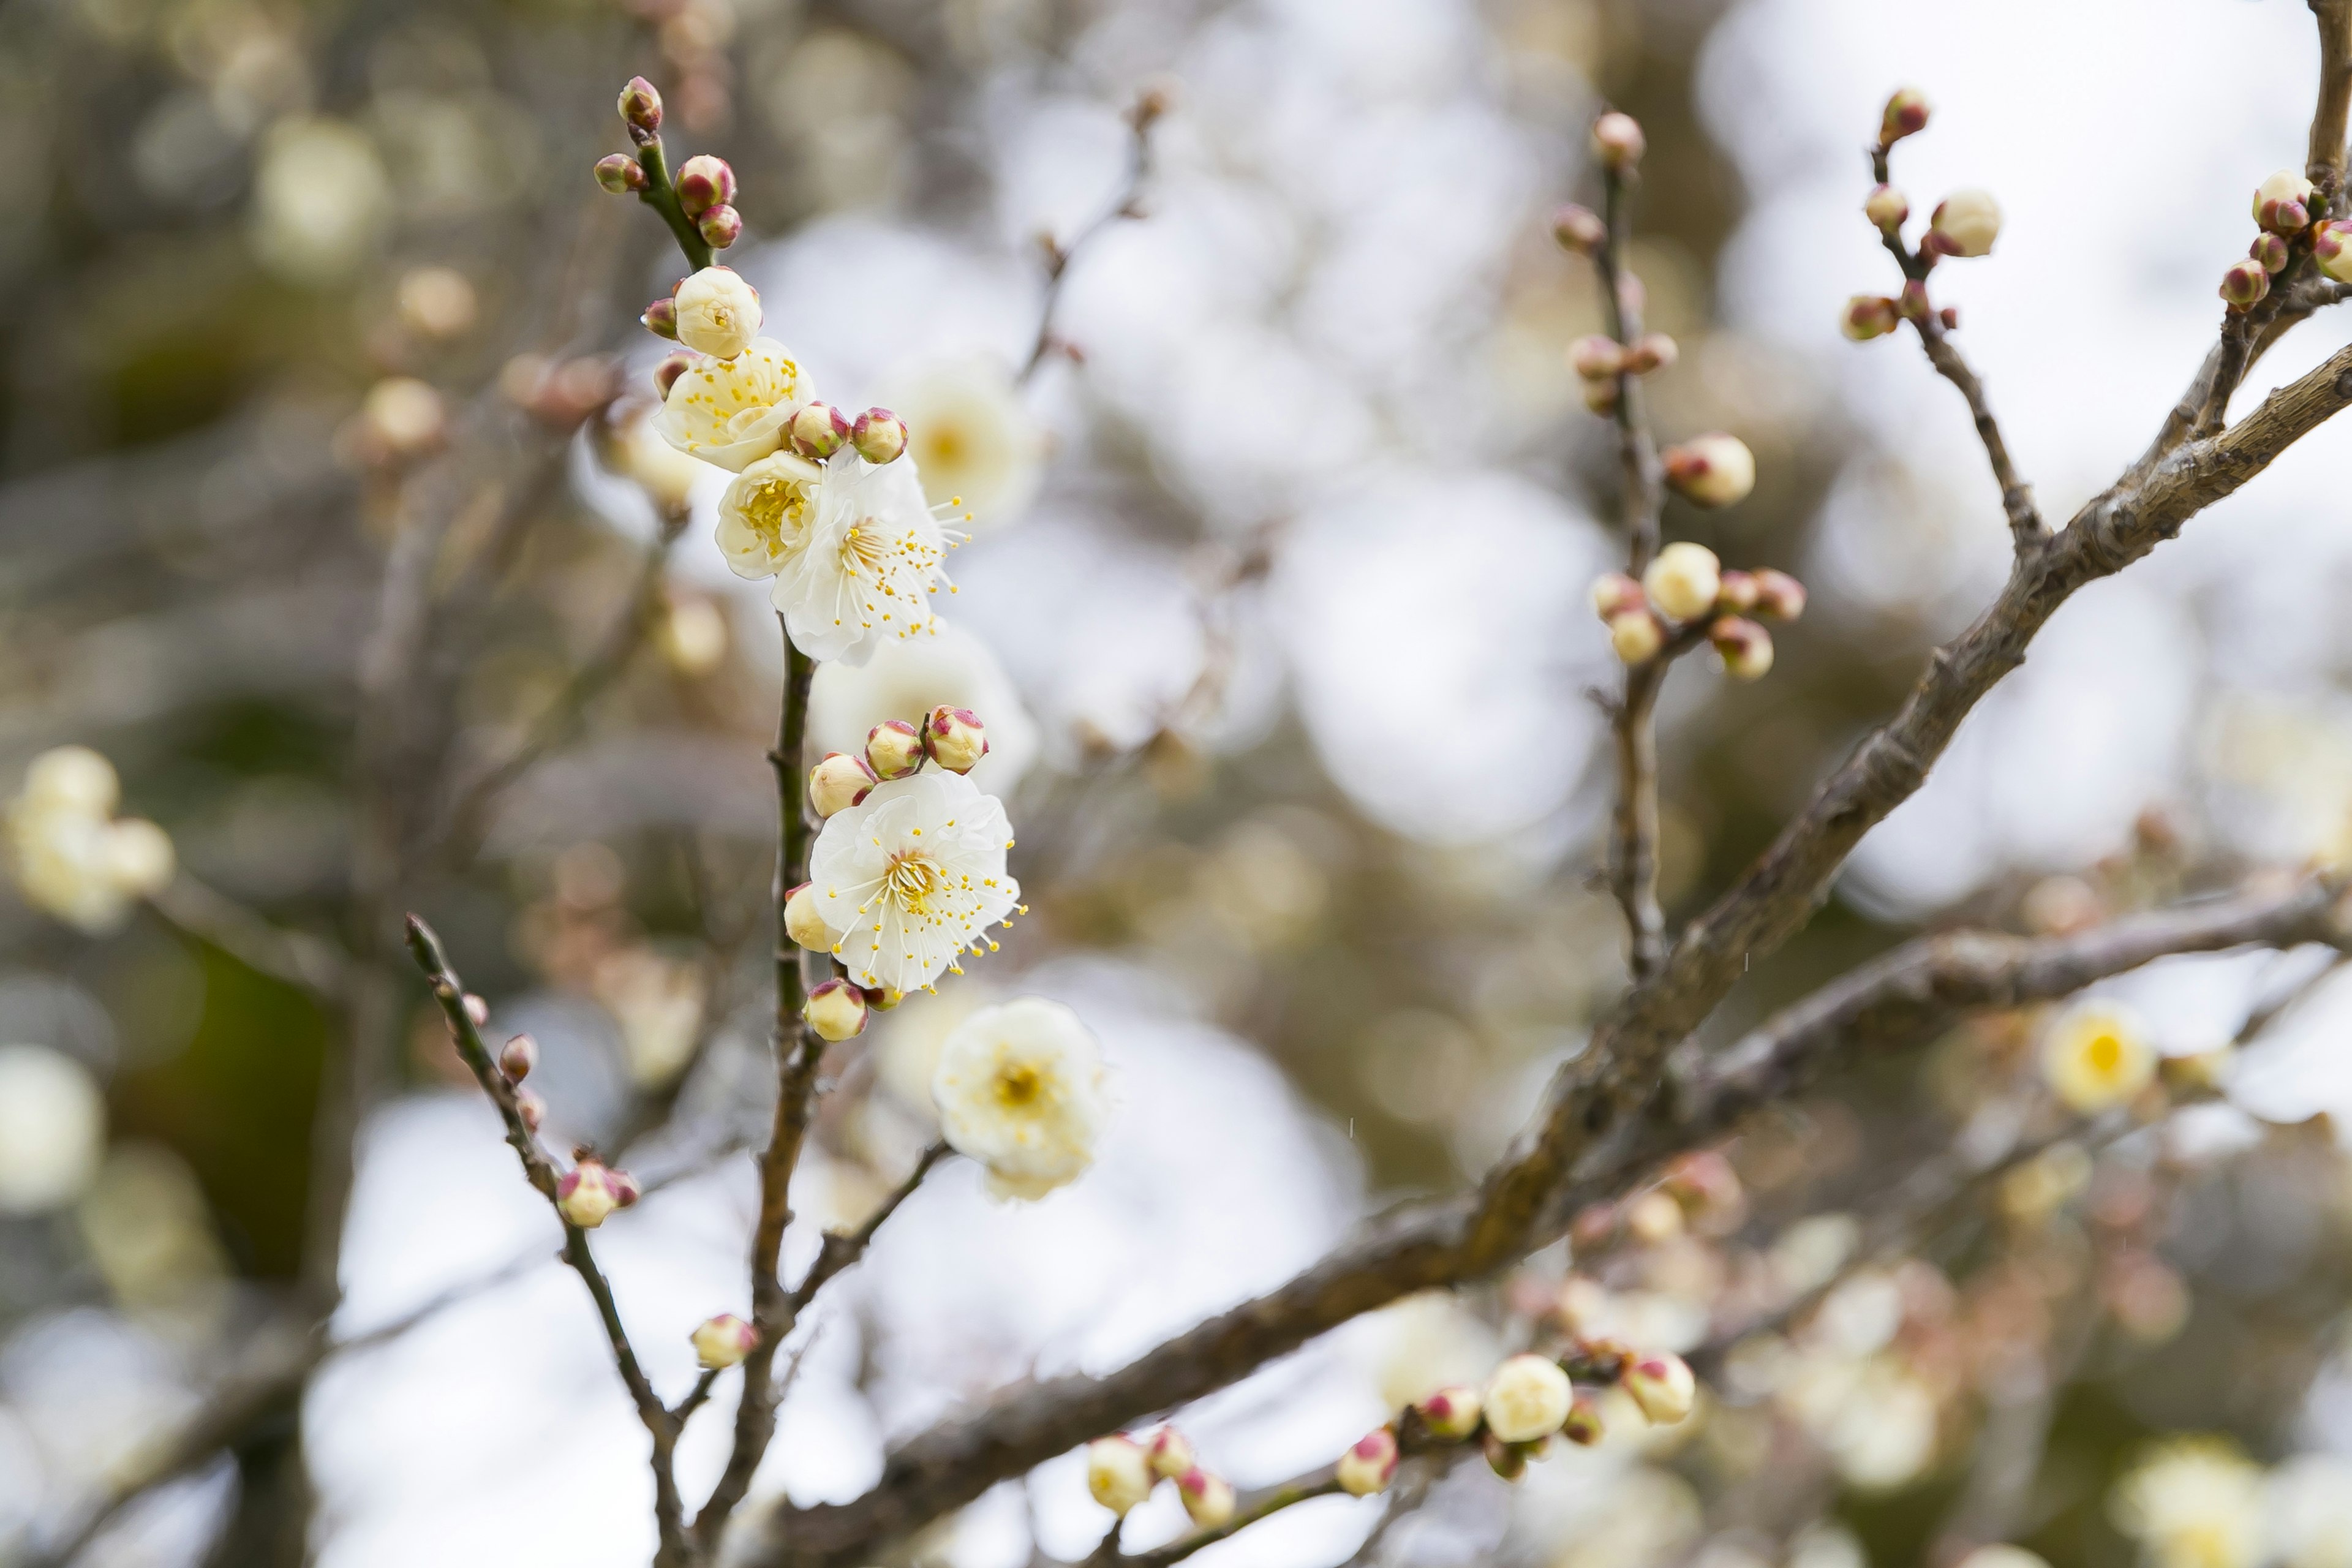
1863;183;1909;230
1623;333;1677;374
863;986;904;1011
654;352;695;400
866;719;925;780
1336;1427;1400;1497
2255;167;2316;234
1581;376;1622;415
1415;1384;1483;1441
1751;568;1806;620
1879;87;1930;146
673;267;760;360
618;77;663;144
2221;258;2271;308
1608;609;1665;665
1927;189;2001;257
1714;569;1760;614
464;993;489;1028
557;1159;622;1228
360;377;446;461
1621;1352;1697;1424
596;153;648;194
1899;279;1933;320
1481;1431;1531;1480
1940;305;1961;330
691;1313;758;1370
851;408;908;464
514;1085;547;1131
1625;1189;1684;1243
696;203;743;249
1086;1435;1155;1516
641;297;680;339
1591;111;1644;173
1567;334;1624;381
2318;219;2352;283
674;154;736;218
1148;1427;1196;1481
790;401;851;461
2251;232;2291;274
1176;1468;1235;1528
1710;616;1775;680
610;1168;641;1208
1483;1353;1573;1443
1661;433;1757;508
808;752;879;818
804;978;870;1042
1560;1393;1605;1446
1551;203;1607;255
1642;541;1722;624
1841;294;1901;341
499;1033;538;1082
1589;571;1646;621
924;706;989;774
784;881;831;951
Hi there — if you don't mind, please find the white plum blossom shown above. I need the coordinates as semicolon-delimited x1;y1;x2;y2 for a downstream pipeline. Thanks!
809;617;1039;792
0;1044;105;1215
715;448;826;580
931;998;1106;1201
809;770;1019;994
653;337;811;471
887;355;1043;532
8;747;175;935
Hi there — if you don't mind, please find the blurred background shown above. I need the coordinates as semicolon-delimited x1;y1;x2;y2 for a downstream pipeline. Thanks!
10;1;2352;1566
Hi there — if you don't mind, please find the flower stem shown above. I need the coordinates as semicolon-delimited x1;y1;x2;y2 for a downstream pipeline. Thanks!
635;137;715;273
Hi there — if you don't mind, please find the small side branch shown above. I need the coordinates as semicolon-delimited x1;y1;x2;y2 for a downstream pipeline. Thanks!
788;1142;952;1314
1021;88;1164;382
1120;1474;1346;1568
148;875;351;1000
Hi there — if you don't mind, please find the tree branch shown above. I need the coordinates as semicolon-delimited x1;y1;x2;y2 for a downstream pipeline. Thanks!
1020;89;1162;383
786;1142;952;1315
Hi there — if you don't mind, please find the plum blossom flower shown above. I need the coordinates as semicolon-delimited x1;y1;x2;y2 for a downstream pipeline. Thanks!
809;618;1039;791
7;747;175;935
718;453;957;663
930;997;1107;1201
653;338;811;471
2041;998;2157;1114
888;355;1043;532
672;266;760;360
2110;1436;2266;1568
810;771;1019;993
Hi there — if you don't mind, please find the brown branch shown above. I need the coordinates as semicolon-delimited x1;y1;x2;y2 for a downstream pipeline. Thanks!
2310;0;2352;204
1914;320;2044;551
787;1142;952;1314
147;875;351;999
1020;89;1162;383
1120;1474;1346;1568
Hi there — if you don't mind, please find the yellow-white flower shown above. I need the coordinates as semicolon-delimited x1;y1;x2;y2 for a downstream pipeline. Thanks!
2041;998;2157;1114
1085;1436;1155;1516
1483;1353;1572;1443
715;449;826;579
809;618;1039;793
0;1044;105;1215
810;770;1019;993
8;747;175;935
672;266;762;360
888;355;1044;532
250;117;390;285
2269;1453;2352;1568
2111;1436;2266;1568
772;455;956;663
653;338;812;472
930;997;1107;1201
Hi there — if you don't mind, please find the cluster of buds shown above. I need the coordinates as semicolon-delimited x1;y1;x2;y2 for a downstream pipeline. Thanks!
807;706;992;821
557;1153;642;1230
1084;1427;1235;1528
1567;331;1678;415
690;1312;758;1370
1590;543;1804;676
1842;90;2009;342
2223;168;2352;307
596;78;742;250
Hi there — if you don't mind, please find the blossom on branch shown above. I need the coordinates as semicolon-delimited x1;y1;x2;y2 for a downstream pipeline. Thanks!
810;771;1020;992
654;337;812;471
930;997;1106;1201
2040;998;2157;1114
7;747;175;935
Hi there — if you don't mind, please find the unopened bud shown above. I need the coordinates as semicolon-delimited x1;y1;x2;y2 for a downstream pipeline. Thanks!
1483;1353;1573;1444
1482;1430;1531;1481
1623;333;1676;374
499;1033;538;1082
866;719;925;780
1642;540;1723;623
674;154;737;217
1550;203;1607;255
2255;168;2316;235
1863;183;1909;230
596;153;648;194
672;266;761;360
1560;1392;1605;1446
804;978;870;1042
1086;1435;1155;1516
1567;334;1623;381
1415;1384;1483;1441
1927;189;2002;258
1660;1148;1744;1221
924;706;989;774
1714;569;1760;614
696;203;743;249
654;352;695;400
2251;232;2291;275
1841;293;1901;341
1148;1427;1196;1481
1589;571;1646;620
1336;1427;1400;1496
1608;609;1665;665
1591;111;1644;173
1176;1467;1235;1528
783;882;830;951
2221;258;2271;308
464;993;489;1028
789;401;851;460
1879;87;1929;147
851;408;908;464
1621;1352;1697;1424
1939;305;1961;330
809;752;878;818
1580;375;1622;415
1750;567;1807;620
618;77;663;144
610;1168;641;1208
1625;1188;1684;1243
1710;616;1775;680
514;1086;547;1131
1661;433;1757;508
360;377;446;461
557;1159;622;1228
863;986;904;1011
2318;220;2352;283
691;1313;758;1370
642;297;679;339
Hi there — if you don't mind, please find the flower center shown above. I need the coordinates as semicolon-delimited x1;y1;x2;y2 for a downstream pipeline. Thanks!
2086;1032;2122;1075
995;1063;1042;1107
741;478;807;554
884;850;940;912
840;520;889;581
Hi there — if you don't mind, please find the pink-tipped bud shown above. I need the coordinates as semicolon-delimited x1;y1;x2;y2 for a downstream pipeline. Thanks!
783;881;830;952
1580;375;1622;415
618;77;663;144
641;297;679;340
1642;540;1723;623
1841;293;1901;342
674;154;736;217
863;986;904;1011
1608;609;1665;665
1336;1427;1400;1496
464;993;489;1028
804;978;870;1042
558;1159;622;1228
1621;1352;1697;1424
1714;569;1760;614
1939;305;1961;330
654;352;695;400
1589;571;1646;621
2318;220;2352;283
789;401;851;460
1415;1385;1484;1442
611;1168;642;1208
1550;203;1607;255
1927;189;2001;258
924;706;989;774
1483;1353;1574;1444
1591;111;1644;173
1879;87;1929;146
2255;168;2316;235
1147;1427;1196;1481
1560;1393;1605;1446
1750;567;1807;621
1176;1467;1235;1528
1623;333;1677;374
1086;1435;1155;1516
1625;1189;1684;1243
1482;1430;1531;1481
1662;433;1757;508
499;1033;538;1082
808;752;879;818
696;203;742;249
691;1313;758;1370
596;153;647;194
514;1086;547;1131
1710;616;1775;681
866;718;925;780
2221;258;2271;308
851;408;908;464
1567;334;1624;381
1863;183;1909;230
2251;232;2291;275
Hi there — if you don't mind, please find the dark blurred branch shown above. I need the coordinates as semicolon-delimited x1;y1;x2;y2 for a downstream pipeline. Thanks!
1020;89;1163;383
148;875;351;998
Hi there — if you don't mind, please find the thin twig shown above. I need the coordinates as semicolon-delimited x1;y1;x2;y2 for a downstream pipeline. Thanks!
787;1141;952;1313
1120;1474;1347;1568
146;875;351;999
1020;91;1163;383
